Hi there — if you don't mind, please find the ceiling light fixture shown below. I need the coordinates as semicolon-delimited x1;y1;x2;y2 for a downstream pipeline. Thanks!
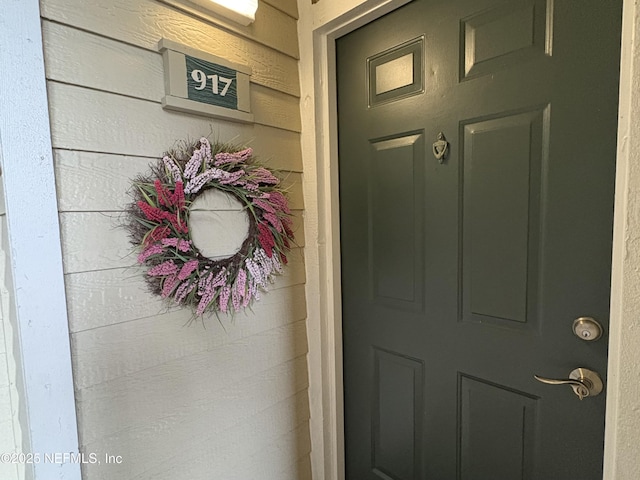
189;0;258;26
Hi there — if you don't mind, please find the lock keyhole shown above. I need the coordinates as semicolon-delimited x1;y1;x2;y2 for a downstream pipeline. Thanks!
572;317;603;341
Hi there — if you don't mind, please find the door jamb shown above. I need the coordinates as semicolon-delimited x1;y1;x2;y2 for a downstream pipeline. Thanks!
308;1;631;479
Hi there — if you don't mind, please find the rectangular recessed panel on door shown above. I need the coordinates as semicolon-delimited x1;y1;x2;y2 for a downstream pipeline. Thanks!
369;133;425;312
368;37;424;107
460;0;552;80
460;107;548;328
458;374;538;480
372;348;424;480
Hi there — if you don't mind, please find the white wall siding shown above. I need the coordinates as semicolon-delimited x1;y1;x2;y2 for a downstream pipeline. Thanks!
41;0;309;477
41;0;300;96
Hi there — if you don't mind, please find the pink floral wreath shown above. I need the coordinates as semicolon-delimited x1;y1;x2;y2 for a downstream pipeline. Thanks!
125;137;295;317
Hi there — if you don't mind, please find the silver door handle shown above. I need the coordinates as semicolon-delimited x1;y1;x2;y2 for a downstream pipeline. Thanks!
534;368;603;400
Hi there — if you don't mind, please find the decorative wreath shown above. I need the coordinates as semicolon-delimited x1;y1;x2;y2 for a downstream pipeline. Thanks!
125;137;295;317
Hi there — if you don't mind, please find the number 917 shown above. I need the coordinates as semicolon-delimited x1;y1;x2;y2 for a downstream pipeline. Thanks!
191;69;233;97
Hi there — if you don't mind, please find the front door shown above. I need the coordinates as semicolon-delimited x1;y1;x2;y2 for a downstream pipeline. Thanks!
337;1;622;479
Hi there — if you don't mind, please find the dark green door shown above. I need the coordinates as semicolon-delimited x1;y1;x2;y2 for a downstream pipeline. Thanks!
337;1;622;479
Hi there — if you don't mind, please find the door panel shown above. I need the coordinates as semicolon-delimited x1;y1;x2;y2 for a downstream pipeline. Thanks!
369;37;425;106
373;348;424;480
462;108;546;327
459;375;538;480
461;0;551;80
370;133;425;311
338;0;622;479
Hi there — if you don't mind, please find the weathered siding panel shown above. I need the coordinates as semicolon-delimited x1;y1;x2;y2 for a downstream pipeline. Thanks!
41;0;308;477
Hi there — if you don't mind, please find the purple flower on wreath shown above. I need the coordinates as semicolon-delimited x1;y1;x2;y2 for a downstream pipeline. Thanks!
271;251;283;274
234;268;247;296
220;169;246;185
254;248;275;282
183;151;203;179
161;237;191;252
253;198;276;214
138;243;164;263
175;280;196;303
196;288;215;316
219;285;231;313
245;257;263;288
184;138;212;179
199;137;212;161
251;167;279;185
161;275;179;298
148;260;179;277
194;267;229;315
214;148;253;166
231;285;241;311
211;268;228;288
268;191;291;214
263;212;283;233
162;155;183;182
197;271;213;295
184;167;226;194
235;268;252;308
177;259;199;280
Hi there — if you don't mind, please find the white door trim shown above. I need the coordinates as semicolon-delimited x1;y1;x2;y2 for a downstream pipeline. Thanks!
0;1;81;479
603;0;638;477
306;1;633;479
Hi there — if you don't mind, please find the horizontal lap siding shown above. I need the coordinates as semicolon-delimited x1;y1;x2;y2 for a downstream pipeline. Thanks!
40;1;308;478
59;210;304;274
41;0;300;96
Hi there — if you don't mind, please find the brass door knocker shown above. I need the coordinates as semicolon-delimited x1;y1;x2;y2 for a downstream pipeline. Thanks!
432;132;449;163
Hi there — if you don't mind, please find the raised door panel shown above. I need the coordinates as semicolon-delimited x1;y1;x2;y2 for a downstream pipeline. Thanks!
461;108;548;329
458;374;538;480
373;348;424;480
369;133;425;312
461;0;552;80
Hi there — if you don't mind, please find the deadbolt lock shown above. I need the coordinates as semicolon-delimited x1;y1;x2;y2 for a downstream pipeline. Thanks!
572;317;603;341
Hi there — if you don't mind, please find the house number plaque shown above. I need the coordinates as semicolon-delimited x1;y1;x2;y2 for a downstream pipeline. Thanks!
159;39;253;123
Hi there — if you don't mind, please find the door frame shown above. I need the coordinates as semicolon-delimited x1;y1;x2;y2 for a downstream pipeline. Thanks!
303;0;636;479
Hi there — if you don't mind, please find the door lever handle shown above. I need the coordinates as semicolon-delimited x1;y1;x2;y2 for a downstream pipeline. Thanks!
534;368;603;400
534;375;591;400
